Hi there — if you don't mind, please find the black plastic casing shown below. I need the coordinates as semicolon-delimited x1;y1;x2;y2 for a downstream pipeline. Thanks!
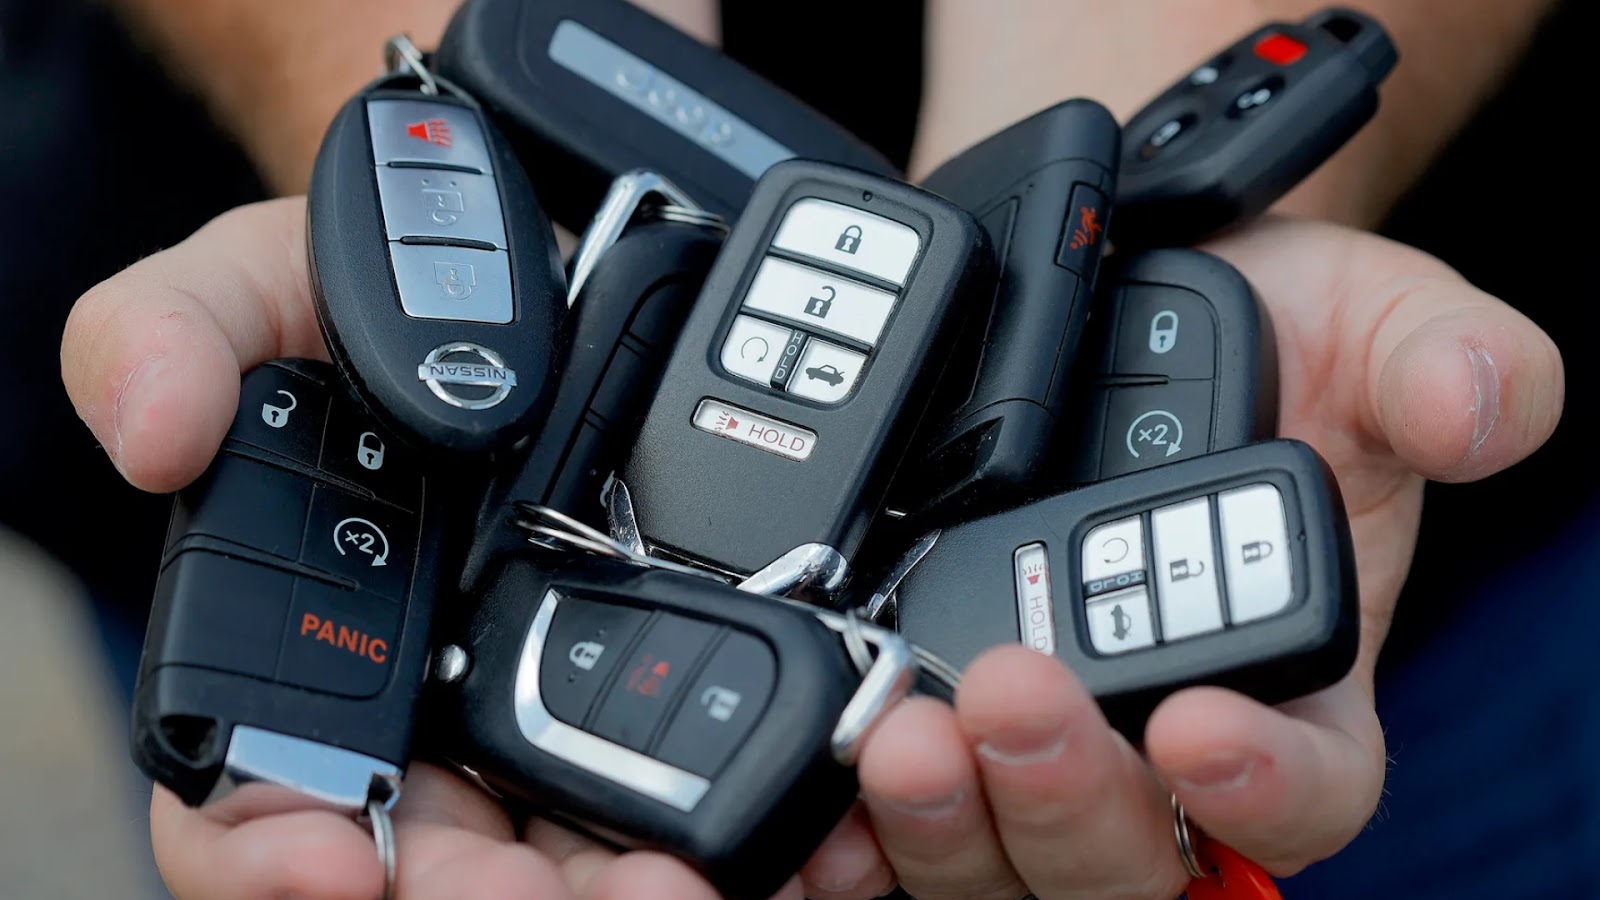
623;160;991;581
457;222;724;596
427;555;859;900
308;78;568;458
1115;8;1397;247
433;0;898;232
894;440;1358;738
1056;248;1279;487
893;98;1122;527
132;360;440;806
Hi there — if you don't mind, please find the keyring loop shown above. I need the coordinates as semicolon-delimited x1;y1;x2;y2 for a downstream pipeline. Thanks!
367;798;398;899
1172;794;1207;880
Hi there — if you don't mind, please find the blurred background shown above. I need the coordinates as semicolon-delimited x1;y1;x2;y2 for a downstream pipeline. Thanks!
0;0;1594;897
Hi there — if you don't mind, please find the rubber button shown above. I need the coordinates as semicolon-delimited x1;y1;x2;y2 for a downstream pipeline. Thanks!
318;396;423;512
300;486;416;600
1112;284;1217;380
277;579;402;699
589;615;718;753
653;631;775;778
1099;381;1214;478
170;455;312;559
1055;182;1110;277
538;597;652;728
152;550;293;680
230;364;330;465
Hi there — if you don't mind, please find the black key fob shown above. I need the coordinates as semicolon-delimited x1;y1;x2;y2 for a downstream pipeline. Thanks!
425;554;915;900
1116;7;1397;247
133;360;438;816
433;0;898;231
308;70;567;457
619;159;992;598
894;98;1121;525
457;212;725;596
1060;248;1278;486
885;439;1358;737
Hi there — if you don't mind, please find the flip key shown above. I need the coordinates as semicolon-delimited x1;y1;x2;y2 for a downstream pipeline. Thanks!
890;98;1122;525
425;553;915;900
1115;7;1397;247
882;440;1358;736
1057;248;1278;486
618;159;991;598
308;63;567;457
133;360;439;818
433;0;897;231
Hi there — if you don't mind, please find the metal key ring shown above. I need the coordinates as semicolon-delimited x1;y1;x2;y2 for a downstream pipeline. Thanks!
367;798;398;899
1173;794;1208;879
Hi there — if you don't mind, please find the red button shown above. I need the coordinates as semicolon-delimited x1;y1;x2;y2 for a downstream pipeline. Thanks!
1253;32;1307;65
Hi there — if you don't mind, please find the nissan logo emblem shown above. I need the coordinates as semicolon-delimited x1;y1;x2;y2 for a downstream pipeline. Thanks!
416;342;518;410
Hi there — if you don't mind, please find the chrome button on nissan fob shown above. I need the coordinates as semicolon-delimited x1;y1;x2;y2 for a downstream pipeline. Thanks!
884;440;1358;737
133;360;439;818
427;554;915;900
620;160;991;598
308;63;567;456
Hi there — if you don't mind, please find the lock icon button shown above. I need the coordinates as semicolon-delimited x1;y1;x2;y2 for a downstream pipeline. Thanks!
261;390;298;428
357;432;386;471
804;286;836;318
835;225;863;254
1148;310;1180;354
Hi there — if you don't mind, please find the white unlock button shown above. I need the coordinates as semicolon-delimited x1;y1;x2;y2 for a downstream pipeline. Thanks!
261;390;298;428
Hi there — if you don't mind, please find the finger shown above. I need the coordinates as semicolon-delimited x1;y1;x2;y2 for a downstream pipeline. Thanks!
580;851;730;900
1209;219;1564;483
151;786;384;900
798;803;897;900
855;697;1022;900
392;764;572;899
957;646;1190;900
60;197;325;492
1146;679;1385;877
525;817;621;894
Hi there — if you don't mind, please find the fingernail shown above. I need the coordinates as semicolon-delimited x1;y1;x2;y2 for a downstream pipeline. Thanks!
1171;753;1256;793
1466;345;1500;455
112;356;169;467
976;724;1069;767
878;786;968;820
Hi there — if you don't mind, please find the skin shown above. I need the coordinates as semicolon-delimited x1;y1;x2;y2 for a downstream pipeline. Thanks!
76;0;1565;897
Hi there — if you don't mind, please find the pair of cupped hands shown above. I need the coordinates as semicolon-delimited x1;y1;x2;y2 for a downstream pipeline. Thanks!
62;183;1561;899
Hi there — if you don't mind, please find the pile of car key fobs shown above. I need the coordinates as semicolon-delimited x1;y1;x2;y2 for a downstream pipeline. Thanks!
129;2;1396;897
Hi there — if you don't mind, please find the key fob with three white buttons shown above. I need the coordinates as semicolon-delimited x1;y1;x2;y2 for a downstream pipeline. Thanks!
886;439;1358;737
308;72;567;457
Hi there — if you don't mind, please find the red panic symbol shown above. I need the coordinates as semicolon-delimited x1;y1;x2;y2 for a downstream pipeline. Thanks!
406;118;453;148
1069;206;1103;250
627;657;672;697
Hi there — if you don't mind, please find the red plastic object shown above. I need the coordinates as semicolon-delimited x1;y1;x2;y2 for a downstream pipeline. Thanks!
1253;32;1308;65
1185;837;1282;899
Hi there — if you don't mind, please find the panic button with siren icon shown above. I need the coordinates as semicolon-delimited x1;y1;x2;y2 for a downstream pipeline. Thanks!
622;160;990;587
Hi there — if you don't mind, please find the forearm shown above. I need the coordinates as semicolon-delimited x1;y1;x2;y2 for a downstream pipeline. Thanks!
105;0;719;196
913;0;1560;228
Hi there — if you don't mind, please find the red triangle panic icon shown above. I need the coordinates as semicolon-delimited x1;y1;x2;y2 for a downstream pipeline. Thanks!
406;121;429;141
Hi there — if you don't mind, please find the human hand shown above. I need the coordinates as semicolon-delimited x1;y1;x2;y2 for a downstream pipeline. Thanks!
58;198;808;900
793;216;1565;899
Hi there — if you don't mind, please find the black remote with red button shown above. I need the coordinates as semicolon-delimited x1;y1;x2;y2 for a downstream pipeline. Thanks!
888;98;1122;527
1114;7;1397;248
308;68;567;458
426;552;916;900
132;359;439;817
618;159;991;599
